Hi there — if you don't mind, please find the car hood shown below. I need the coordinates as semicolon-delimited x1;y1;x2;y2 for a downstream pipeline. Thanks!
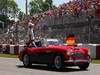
48;45;88;54
48;45;75;51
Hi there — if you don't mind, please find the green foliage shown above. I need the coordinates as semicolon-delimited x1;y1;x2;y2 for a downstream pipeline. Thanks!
45;0;53;8
29;0;54;16
18;10;25;21
0;15;10;28
0;0;19;28
29;0;41;15
0;0;19;18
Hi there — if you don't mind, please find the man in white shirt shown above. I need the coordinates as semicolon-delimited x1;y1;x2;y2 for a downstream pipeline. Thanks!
28;20;35;41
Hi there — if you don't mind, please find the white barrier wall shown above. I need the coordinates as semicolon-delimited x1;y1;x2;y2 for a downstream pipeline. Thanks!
2;44;7;53
0;44;25;55
78;44;96;59
88;44;97;59
10;45;15;54
18;45;24;53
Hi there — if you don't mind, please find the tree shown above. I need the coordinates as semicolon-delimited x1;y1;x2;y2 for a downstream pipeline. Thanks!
0;0;19;27
45;0;53;8
29;0;41;15
0;15;9;28
18;10;25;21
29;0;54;16
0;0;19;18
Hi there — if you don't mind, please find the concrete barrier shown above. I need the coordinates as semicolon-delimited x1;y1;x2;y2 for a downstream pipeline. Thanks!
2;44;7;54
14;45;19;55
5;45;10;54
0;44;25;55
18;45;24;53
0;44;3;53
78;44;96;59
10;45;15;54
96;45;100;59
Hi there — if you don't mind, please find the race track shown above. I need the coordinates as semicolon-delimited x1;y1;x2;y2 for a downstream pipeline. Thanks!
0;57;100;75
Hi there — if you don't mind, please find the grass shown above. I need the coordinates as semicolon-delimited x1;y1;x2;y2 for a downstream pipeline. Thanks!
0;54;17;58
91;59;100;64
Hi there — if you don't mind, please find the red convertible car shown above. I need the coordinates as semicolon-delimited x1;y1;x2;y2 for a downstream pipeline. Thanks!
19;39;91;70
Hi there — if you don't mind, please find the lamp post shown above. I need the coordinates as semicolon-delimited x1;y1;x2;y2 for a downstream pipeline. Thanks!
87;14;94;43
87;0;96;43
25;0;28;15
15;22;19;44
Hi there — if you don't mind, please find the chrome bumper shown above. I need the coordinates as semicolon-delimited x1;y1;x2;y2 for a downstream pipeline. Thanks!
65;60;90;63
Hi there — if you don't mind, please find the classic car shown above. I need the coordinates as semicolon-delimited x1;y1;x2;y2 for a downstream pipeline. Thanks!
19;39;91;70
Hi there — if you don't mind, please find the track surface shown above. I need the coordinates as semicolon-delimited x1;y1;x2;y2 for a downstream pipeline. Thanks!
0;57;100;75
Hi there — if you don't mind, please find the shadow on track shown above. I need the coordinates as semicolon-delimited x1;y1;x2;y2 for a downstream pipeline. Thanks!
16;64;89;72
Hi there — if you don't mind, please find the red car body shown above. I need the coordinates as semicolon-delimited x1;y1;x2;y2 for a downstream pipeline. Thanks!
19;42;91;70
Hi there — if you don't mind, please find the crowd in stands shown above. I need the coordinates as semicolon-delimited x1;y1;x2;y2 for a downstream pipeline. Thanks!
27;0;100;27
0;0;100;44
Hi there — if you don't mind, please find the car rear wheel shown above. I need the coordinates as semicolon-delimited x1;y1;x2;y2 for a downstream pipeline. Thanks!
23;54;32;67
78;62;90;70
53;55;65;70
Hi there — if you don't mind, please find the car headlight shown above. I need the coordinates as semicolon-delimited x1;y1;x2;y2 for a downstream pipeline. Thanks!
66;50;74;56
67;51;71;55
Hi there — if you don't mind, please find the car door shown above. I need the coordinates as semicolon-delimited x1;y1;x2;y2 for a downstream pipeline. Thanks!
34;47;53;64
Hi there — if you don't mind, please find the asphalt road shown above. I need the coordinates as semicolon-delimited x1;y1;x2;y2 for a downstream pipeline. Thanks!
0;57;100;75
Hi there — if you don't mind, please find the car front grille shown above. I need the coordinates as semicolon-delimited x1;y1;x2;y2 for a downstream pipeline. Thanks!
72;53;84;59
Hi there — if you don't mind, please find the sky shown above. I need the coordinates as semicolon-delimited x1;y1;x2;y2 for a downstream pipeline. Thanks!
16;0;70;13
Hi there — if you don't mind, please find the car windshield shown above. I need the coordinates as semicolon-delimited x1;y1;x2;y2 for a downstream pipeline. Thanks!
46;39;63;45
47;41;59;45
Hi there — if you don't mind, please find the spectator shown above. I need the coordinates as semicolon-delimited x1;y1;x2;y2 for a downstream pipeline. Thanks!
28;19;35;41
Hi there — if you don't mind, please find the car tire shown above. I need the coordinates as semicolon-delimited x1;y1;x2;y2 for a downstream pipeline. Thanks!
78;62;90;70
23;54;32;67
53;55;65;70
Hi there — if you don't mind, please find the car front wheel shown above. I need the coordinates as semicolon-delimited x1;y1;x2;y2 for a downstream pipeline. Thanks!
78;62;90;70
23;54;32;67
53;55;65;70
